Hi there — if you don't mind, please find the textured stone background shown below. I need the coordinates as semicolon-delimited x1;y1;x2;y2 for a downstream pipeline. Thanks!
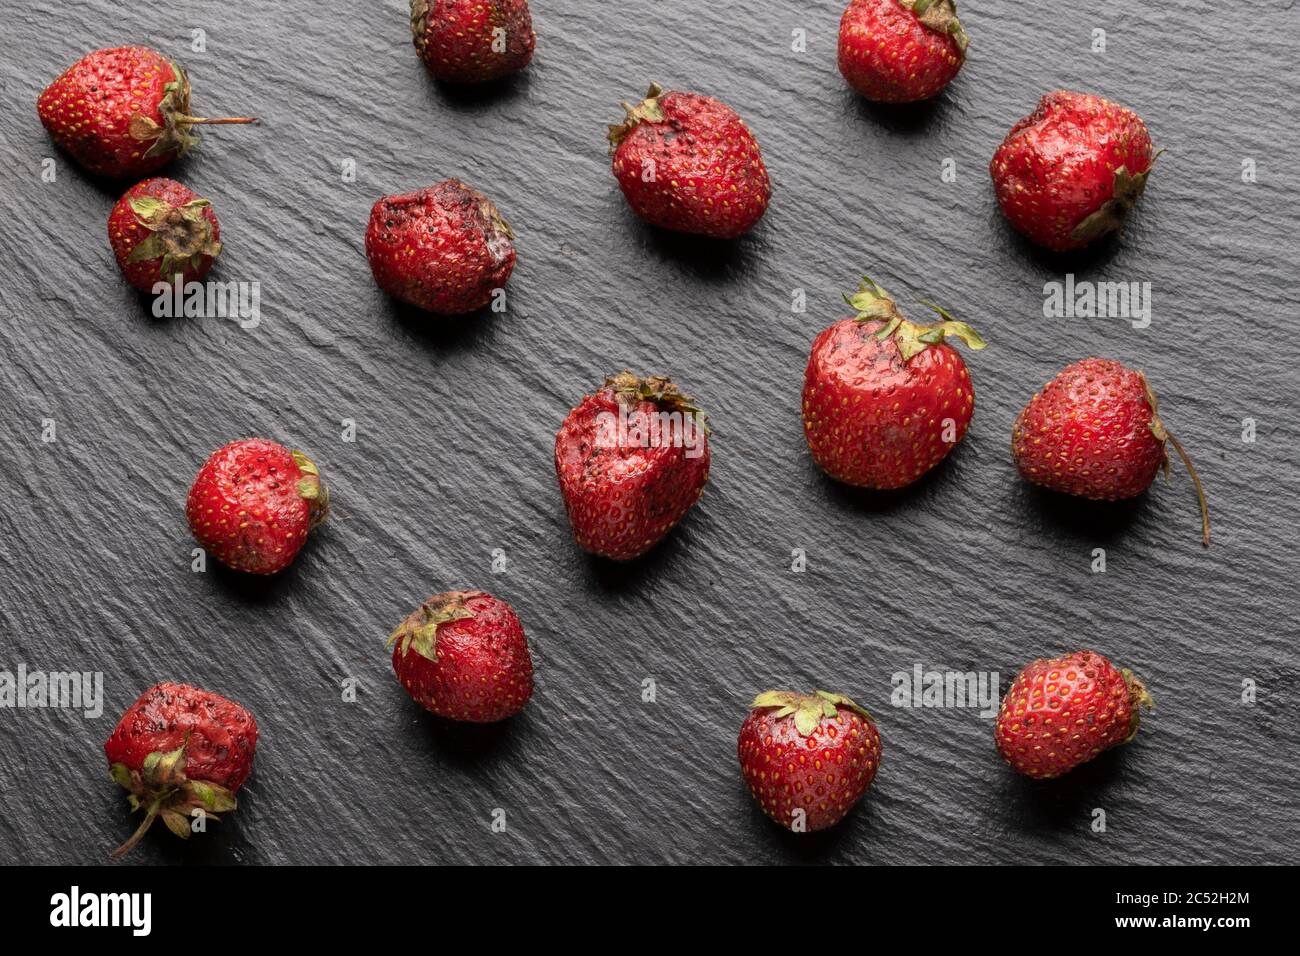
0;0;1297;865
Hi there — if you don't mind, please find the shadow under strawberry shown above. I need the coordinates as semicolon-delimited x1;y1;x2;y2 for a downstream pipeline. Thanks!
996;746;1134;836
625;217;757;282
406;703;531;769
805;444;968;515
849;92;949;136
426;70;533;112
995;211;1126;274
205;528;329;605
381;297;503;353
1017;482;1147;545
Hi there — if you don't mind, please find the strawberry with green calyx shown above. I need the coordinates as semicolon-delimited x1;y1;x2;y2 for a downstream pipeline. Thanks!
991;91;1156;252
186;439;330;574
104;682;257;858
555;372;711;560
738;690;882;832
108;178;222;291
389;590;534;722
609;83;771;239
37;46;256;179
802;276;986;489
838;0;969;103
995;651;1154;779
1012;358;1211;546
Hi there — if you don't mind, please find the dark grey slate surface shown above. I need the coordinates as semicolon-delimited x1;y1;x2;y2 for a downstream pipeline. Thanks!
1;0;1297;865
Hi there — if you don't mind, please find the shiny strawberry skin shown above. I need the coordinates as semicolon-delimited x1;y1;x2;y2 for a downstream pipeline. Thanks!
38;46;180;178
105;682;258;793
410;0;535;83
186;438;328;574
991;90;1154;251
1012;358;1165;500
366;179;515;314
554;377;710;561
995;651;1147;779
838;0;966;103
738;692;881;832
107;177;220;291
390;591;534;722
610;88;770;239
803;318;975;489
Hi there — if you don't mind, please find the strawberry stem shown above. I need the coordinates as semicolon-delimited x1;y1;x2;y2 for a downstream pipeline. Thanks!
1164;430;1211;547
111;804;159;860
179;115;258;126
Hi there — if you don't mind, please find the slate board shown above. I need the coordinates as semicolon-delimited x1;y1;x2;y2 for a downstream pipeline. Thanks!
1;0;1297;866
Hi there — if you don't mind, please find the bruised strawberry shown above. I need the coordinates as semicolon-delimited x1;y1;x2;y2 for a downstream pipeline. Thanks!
838;0;969;103
107;178;221;291
186;438;330;574
1012;358;1210;545
738;690;881;832
995;651;1153;779
555;372;710;560
991;90;1156;252
37;46;255;179
802;277;985;489
366;179;516;314
105;681;258;858
389;590;534;722
409;0;535;83
608;83;771;239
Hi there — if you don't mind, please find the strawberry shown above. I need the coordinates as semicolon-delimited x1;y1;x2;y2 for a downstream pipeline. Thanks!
388;590;534;722
995;651;1153;779
608;83;771;239
1012;358;1210;545
186;438;330;574
802;277;985;489
37;46;255;179
838;0;969;103
366;179;516;314
409;0;535;83
738;690;881;832
990;90;1156;252
105;681;258;858
107;178;221;291
555;372;710;561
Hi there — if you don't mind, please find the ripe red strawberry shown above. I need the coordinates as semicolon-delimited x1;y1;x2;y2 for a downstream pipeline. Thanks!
608;83;771;239
802;277;985;489
738;690;881;832
409;0;535;83
186;438;330;574
37;46;255;179
838;0;969;103
388;590;533;722
107;178;221;291
105;681;258;857
555;372;710;560
1012;358;1210;545
995;651;1153;779
991;90;1156;252
366;179;516;314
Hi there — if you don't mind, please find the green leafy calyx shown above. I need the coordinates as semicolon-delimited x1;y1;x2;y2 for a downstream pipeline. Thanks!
750;689;873;737
387;591;479;662
607;82;666;152
903;0;970;54
109;736;238;859
605;371;710;434
125;194;223;279
128;58;256;161
846;276;987;362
